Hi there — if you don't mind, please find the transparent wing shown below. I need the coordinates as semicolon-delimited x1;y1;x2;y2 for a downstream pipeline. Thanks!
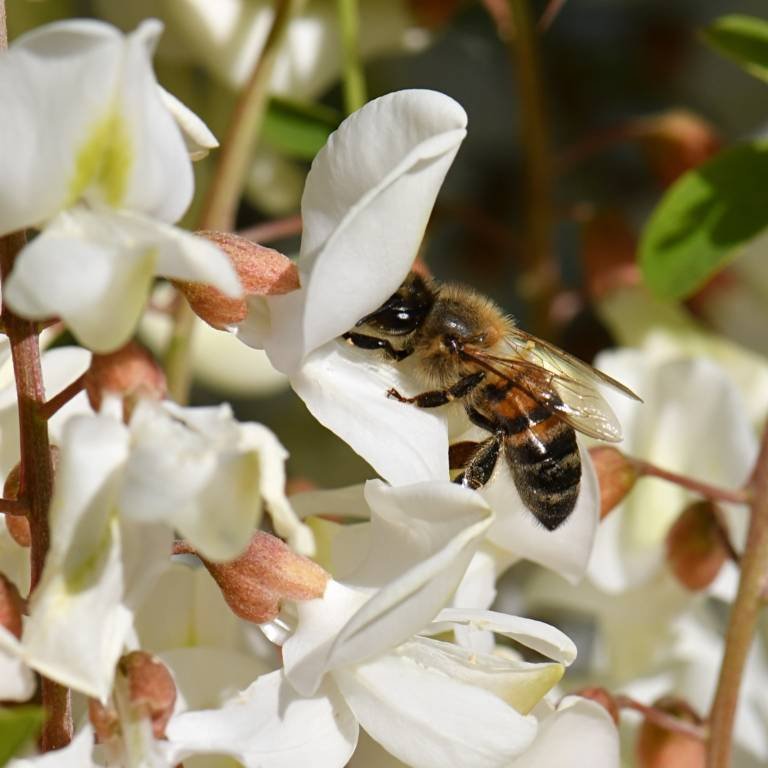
462;331;639;442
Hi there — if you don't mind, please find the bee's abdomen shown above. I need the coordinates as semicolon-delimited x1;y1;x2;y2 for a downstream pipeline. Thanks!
501;402;581;531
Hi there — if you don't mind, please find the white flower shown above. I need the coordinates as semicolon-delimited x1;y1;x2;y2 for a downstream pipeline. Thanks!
237;89;602;582
167;481;576;768
587;346;755;594
1;400;303;700
7;725;97;767
0;19;239;352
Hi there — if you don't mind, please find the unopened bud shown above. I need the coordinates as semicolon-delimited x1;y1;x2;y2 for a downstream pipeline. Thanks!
634;110;721;187
589;447;638;519
119;651;177;739
666;501;728;591
201;531;329;623
573;687;620;726
85;342;166;420
88;697;120;743
582;210;640;300
3;463;29;548
176;232;299;329
0;573;25;638
636;696;705;768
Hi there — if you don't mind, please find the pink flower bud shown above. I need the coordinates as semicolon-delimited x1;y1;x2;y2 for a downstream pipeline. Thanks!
3;463;29;548
665;501;728;591
85;341;167;420
573;687;620;726
119;651;177;739
636;697;705;768
88;697;120;743
589;446;638;519
176;232;299;329
581;209;640;300
0;573;25;638
200;531;329;624
634;109;721;187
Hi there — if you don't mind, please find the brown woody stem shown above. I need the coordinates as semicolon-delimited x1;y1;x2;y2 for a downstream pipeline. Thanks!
164;0;300;405
0;497;29;516
616;695;708;741
631;458;751;506
707;425;768;767
38;372;86;420
238;214;303;245
0;232;72;749
507;0;559;337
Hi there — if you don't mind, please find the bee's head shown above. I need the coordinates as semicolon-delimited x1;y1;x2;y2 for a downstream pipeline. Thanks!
355;272;435;337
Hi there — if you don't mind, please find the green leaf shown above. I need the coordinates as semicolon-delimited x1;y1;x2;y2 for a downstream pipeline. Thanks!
263;98;340;160
640;141;768;299
702;14;768;82
0;707;45;766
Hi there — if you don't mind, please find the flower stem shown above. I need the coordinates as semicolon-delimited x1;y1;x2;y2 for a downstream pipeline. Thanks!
0;231;72;749
337;0;366;114
164;0;301;405
707;425;768;767
38;372;86;421
238;213;303;244
507;0;559;338
0;498;28;515
616;695;708;741
632;459;751;506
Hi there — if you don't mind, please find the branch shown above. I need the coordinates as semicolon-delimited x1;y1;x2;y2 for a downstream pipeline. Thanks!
38;373;86;420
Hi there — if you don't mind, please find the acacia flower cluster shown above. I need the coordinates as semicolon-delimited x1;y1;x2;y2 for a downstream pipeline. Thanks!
10;10;766;768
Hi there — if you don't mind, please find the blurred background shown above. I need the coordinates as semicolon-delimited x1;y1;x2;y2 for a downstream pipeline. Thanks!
7;0;768;488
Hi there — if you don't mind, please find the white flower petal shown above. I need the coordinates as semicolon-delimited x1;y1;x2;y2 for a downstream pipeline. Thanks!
483;443;599;583
508;696;620;768
589;354;756;592
284;481;492;695
166;669;358;768
158;85;218;161
264;89;467;369
335;651;537;768
0;22;121;234
105;20;193;222
22;415;132;698
430;608;577;666
41;347;93;444
290;343;449;484
4;210;156;352
0;626;35;701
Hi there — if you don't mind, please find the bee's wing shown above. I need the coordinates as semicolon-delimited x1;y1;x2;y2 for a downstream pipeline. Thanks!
463;332;637;442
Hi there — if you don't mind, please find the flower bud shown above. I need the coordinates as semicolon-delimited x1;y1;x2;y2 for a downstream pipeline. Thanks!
666;501;728;591
119;651;177;739
88;697;119;743
176;232;299;329
85;341;167;420
589;447;638;519
573;687;620;726
636;696;705;768
200;531;329;623
634;109;721;187
0;573;25;638
3;463;29;548
581;209;640;300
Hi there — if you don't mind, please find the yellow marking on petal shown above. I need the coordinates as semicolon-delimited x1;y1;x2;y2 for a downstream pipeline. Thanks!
504;662;564;715
64;513;118;593
68;110;133;208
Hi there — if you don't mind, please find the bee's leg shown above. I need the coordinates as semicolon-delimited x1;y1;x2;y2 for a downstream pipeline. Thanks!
342;332;412;361
455;434;502;490
449;440;482;469
387;372;486;407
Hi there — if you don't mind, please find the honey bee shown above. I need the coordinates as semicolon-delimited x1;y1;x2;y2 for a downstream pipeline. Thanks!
343;272;640;530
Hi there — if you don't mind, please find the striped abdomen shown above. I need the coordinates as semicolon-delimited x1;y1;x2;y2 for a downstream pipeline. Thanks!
488;387;581;530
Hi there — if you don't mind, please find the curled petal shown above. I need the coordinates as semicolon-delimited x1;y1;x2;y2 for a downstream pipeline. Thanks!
165;669;358;768
289;343;450;485
264;89;467;370
335;651;538;768
158;85;218;161
284;481;492;695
